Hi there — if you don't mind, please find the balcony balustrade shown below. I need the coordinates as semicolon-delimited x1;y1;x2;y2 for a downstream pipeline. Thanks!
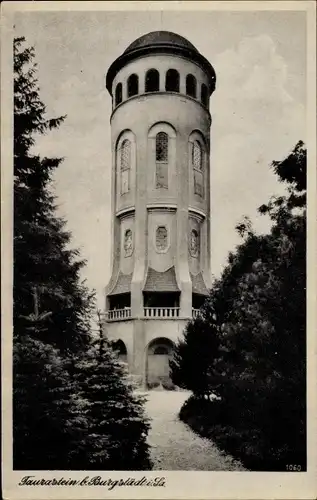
144;307;180;318
192;308;200;319
106;308;131;321
105;307;200;321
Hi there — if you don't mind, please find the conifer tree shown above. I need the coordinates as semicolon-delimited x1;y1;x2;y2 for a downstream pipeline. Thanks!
13;37;152;471
14;36;93;354
13;335;85;470
73;326;152;470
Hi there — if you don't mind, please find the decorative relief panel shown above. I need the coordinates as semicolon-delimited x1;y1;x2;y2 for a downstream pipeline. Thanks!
155;226;168;253
124;229;133;257
190;229;199;258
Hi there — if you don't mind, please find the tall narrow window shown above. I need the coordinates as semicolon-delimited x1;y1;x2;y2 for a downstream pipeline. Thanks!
192;140;203;197
165;69;180;92
145;69;159;92
186;74;197;98
201;83;208;107
127;74;139;98
155;132;168;188
115;83;122;106
120;139;131;194
192;141;202;170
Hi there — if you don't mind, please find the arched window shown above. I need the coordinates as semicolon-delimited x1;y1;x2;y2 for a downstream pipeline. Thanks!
156;226;168;252
153;345;169;355
192;140;204;197
201;83;208;107
127;74;139;98
148;337;174;356
115;83;122;106
156;132;168;162
120;139;131;194
165;69;180;92
155;132;168;188
186;74;197;98
145;69;159;92
192;140;202;170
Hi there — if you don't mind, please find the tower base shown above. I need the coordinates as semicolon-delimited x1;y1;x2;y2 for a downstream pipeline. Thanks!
103;317;189;389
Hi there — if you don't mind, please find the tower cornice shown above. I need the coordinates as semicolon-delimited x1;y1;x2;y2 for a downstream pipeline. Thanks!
116;206;135;220
188;207;206;221
147;204;177;213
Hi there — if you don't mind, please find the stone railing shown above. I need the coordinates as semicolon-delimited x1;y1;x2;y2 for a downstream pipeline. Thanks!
106;307;201;321
192;308;200;319
106;308;131;321
144;307;180;318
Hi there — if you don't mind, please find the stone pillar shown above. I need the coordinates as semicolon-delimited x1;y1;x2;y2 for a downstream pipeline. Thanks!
132;319;146;387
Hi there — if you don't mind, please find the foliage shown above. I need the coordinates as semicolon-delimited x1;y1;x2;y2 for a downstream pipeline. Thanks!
173;141;306;470
170;315;221;396
13;37;151;471
13;335;84;470
14;36;93;354
13;36;93;469
73;332;152;470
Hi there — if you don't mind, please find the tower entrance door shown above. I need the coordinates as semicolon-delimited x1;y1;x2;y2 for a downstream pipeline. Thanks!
146;337;174;389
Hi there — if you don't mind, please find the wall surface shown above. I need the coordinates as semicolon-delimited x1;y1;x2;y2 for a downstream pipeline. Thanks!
105;317;189;386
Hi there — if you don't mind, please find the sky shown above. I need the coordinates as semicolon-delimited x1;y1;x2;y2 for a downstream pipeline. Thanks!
14;8;307;309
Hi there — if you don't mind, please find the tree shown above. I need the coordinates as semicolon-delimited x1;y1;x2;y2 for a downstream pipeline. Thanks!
14;36;93;354
13;334;87;470
176;142;306;470
13;38;152;470
73;324;152;470
170;314;221;397
13;36;93;468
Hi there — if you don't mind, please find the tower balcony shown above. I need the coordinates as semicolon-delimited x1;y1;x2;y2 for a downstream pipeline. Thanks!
105;268;209;322
105;307;203;322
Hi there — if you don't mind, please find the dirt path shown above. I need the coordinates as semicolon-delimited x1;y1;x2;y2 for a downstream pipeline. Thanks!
143;389;245;471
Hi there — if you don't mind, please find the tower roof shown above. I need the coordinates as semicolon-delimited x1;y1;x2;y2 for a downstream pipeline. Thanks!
124;31;198;54
106;31;216;94
143;266;180;292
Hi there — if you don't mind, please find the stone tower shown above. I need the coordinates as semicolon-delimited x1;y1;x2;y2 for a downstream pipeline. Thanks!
104;31;216;387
